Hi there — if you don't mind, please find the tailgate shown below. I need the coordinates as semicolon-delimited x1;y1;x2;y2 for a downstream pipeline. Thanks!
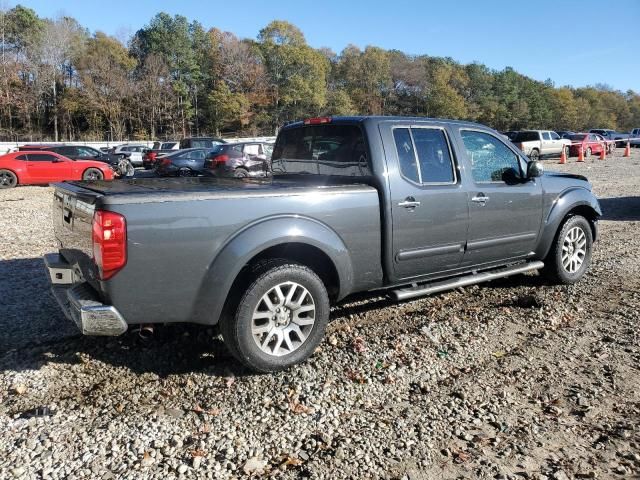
53;182;103;290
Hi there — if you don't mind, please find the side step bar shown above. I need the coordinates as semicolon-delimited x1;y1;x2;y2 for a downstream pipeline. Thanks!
391;261;545;301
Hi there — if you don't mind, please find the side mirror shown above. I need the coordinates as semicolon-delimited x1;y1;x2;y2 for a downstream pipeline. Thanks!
527;160;544;179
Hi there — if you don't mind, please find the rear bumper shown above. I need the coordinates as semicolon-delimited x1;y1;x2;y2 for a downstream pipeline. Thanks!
44;253;128;336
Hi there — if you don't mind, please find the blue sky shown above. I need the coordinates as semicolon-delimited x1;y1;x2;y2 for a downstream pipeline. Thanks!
15;0;640;91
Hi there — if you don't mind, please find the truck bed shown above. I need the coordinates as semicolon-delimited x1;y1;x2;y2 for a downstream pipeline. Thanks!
53;176;384;326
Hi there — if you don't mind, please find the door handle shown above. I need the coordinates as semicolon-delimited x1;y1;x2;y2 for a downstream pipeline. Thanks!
398;197;421;208
471;194;490;204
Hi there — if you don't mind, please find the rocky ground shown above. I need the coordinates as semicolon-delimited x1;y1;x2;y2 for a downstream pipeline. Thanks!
0;149;639;479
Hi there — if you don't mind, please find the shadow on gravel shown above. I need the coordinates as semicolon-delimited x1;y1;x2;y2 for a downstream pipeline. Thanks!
0;257;249;377
598;196;640;221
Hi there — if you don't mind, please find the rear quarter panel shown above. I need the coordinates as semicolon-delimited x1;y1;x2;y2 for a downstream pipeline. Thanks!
100;186;382;326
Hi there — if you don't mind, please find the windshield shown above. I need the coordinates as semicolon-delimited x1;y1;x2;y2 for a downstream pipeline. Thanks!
271;124;370;176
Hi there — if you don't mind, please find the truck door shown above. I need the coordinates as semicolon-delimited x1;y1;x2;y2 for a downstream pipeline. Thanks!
382;124;469;280
540;131;553;156
458;129;543;267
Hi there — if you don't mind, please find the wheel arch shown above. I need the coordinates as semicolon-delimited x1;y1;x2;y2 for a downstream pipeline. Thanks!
191;215;354;325
536;188;601;259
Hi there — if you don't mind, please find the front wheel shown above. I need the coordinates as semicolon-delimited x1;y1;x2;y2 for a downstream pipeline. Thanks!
543;215;593;284
220;261;330;372
585;147;592;158
83;168;104;181
0;169;18;188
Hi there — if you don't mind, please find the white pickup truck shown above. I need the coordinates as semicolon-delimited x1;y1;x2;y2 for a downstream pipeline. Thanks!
512;130;571;161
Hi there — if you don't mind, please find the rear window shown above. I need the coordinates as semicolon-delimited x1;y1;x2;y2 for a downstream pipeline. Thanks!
161;142;177;149
512;132;540;142
271;124;370;176
568;134;586;141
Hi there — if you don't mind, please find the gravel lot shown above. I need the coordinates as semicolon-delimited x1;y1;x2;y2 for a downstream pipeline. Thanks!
1;149;639;479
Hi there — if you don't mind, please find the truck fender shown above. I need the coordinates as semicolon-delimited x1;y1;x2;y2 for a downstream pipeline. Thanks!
535;187;602;259
191;215;354;325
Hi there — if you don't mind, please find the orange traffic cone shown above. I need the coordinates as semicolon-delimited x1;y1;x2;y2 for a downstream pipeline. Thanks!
559;147;567;164
599;144;606;160
624;141;631;157
577;145;584;162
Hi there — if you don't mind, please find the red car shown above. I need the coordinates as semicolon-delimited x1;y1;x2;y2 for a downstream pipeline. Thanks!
567;133;605;158
0;151;114;189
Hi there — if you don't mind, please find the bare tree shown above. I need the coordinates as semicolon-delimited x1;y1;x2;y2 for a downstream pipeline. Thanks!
35;16;83;141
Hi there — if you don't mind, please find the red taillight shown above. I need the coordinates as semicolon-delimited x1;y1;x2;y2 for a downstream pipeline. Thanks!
148;152;157;161
209;154;229;168
92;211;127;280
304;117;332;125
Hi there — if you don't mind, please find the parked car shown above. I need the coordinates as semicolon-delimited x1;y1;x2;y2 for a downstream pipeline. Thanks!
203;142;272;178
155;148;211;177
567;133;606;158
110;144;148;167
143;141;181;170
179;137;226;149
45;116;601;372
512;130;571;160
18;145;133;177
629;128;640;147
593;134;615;154
0;150;114;188
588;129;627;148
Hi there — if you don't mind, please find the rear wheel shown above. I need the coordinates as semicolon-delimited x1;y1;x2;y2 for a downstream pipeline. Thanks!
543;215;593;284
529;149;539;161
220;260;330;372
0;169;17;189
233;168;249;178
83;168;103;181
585;147;592;158
177;167;192;177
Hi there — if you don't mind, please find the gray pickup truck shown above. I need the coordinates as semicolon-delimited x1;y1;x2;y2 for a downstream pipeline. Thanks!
45;116;601;372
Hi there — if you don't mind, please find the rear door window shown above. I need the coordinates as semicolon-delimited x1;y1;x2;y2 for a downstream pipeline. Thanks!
393;127;456;184
542;132;551;140
272;124;370;176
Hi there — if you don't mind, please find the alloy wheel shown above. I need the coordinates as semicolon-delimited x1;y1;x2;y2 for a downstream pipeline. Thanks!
251;281;316;357
561;226;587;273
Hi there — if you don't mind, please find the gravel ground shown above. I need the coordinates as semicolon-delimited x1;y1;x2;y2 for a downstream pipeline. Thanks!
0;149;639;479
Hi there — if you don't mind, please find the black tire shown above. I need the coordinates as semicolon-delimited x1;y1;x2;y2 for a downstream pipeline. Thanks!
220;260;330;372
233;168;249;178
0;169;18;189
585;147;592;159
177;167;192;177
564;146;570;158
543;215;593;284
529;149;539;161
83;168;104;181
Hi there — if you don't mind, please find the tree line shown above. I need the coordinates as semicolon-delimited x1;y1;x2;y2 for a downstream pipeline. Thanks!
1;6;639;142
